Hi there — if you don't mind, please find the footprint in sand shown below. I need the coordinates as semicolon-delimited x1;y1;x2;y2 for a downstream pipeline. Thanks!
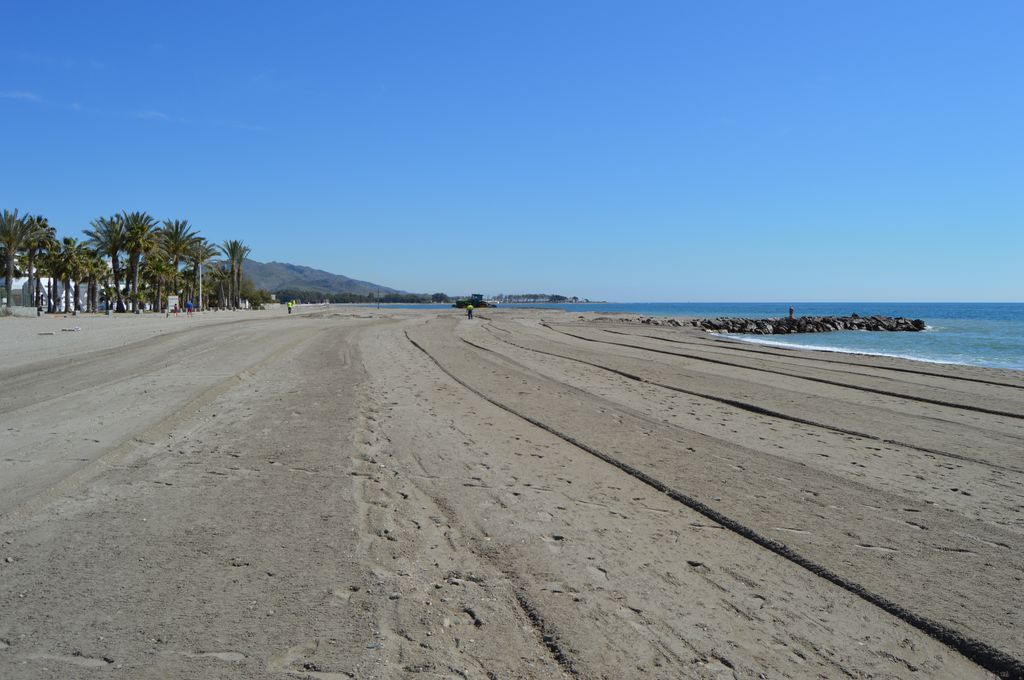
541;534;566;553
330;587;353;604
267;640;317;673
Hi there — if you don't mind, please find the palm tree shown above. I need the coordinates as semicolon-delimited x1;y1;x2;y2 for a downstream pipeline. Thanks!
1;209;37;309
43;239;70;312
83;250;108;312
220;239;251;309
186;239;219;311
235;243;251;308
209;261;231;310
159;219;199;297
142;255;174;313
219;240;241;309
21;215;49;308
84;214;127;312
57;237;88;313
36;244;56;313
35;227;60;312
122;211;159;313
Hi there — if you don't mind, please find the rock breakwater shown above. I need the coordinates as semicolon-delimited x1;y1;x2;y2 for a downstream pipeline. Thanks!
586;314;927;335
682;314;926;334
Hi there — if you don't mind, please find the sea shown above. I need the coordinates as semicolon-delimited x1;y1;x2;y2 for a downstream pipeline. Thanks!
365;302;1024;371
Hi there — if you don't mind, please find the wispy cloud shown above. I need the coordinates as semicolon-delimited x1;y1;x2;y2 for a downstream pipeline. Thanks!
134;109;265;131
1;90;42;102
135;110;170;121
4;93;264;132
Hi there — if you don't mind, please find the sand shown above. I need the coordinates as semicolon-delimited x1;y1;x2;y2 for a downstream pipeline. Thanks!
1;306;1022;678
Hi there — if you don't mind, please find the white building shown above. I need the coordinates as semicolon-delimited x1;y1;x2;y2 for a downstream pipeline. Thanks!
3;276;87;311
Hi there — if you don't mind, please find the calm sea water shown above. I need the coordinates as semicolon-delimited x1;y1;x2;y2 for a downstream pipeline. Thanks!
354;302;1023;370
497;302;1024;371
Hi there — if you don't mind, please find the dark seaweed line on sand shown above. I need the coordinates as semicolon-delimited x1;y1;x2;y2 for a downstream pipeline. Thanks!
545;325;1024;421
478;325;1024;475
598;327;1024;391
406;330;1024;680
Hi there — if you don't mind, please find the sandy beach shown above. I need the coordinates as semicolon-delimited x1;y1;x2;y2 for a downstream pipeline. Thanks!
1;306;1022;679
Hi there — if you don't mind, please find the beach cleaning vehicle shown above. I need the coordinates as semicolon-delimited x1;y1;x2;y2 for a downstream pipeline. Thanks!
453;293;487;309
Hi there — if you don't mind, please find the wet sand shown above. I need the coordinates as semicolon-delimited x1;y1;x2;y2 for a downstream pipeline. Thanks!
1;306;1021;678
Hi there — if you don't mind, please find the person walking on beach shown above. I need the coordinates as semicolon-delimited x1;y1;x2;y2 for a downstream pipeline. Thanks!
185;300;193;317
466;304;474;320
287;300;293;314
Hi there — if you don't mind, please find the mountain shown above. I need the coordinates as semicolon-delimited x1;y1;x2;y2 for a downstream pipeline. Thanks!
242;259;406;296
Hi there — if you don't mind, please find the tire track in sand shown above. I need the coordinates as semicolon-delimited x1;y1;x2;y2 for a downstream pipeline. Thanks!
406;329;1024;680
475;324;1024;475
544;324;1024;420
600;327;1024;390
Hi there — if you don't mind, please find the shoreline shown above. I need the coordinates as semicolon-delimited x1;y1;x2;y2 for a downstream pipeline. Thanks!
717;331;1024;373
522;307;1024;373
4;302;1021;373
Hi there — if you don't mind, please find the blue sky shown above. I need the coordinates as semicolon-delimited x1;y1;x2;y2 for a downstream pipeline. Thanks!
1;1;1021;301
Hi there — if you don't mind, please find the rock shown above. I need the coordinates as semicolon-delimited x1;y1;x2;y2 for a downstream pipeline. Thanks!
686;314;925;335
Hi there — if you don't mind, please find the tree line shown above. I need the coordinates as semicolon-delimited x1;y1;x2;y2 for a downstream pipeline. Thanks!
492;293;583;303
276;289;450;304
1;208;264;314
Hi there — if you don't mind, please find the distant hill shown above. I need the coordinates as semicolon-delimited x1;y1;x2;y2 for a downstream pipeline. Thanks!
242;259;406;296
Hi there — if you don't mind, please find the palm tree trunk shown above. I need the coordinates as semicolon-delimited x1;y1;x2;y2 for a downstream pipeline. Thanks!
74;280;81;312
34;274;41;308
63;277;71;313
112;253;125;312
46;278;53;313
130;253;140;313
25;250;34;307
4;251;14;309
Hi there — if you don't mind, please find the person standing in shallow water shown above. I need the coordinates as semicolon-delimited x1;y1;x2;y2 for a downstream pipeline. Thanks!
466;304;474;320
